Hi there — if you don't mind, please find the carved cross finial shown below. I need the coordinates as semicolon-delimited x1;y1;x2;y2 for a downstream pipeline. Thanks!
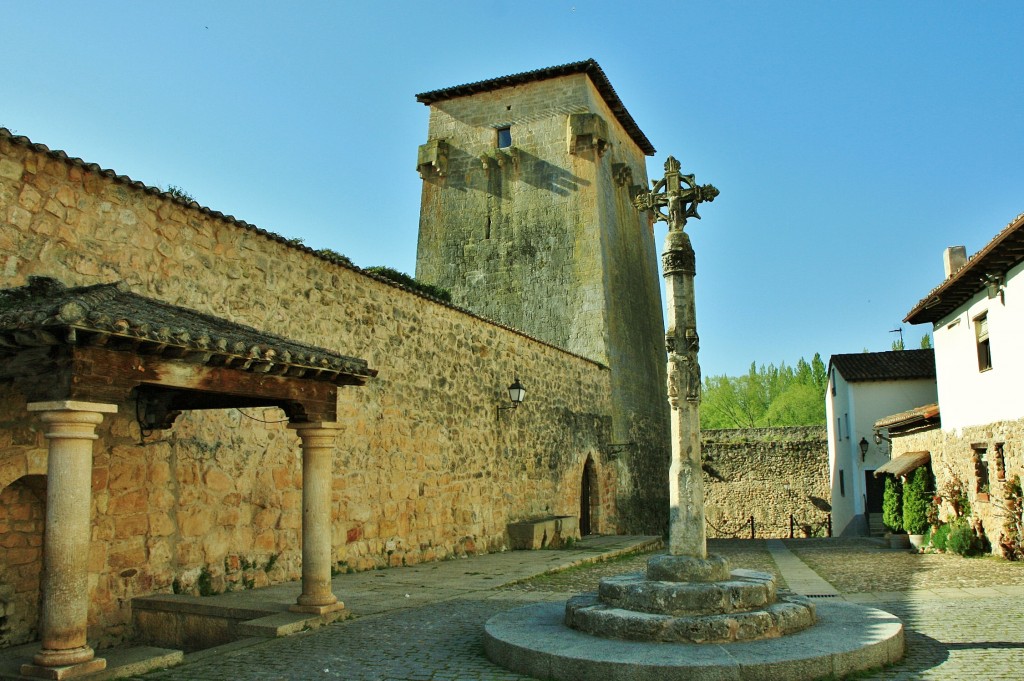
632;156;719;231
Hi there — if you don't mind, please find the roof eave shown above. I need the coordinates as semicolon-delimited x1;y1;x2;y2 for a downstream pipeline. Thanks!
905;211;1024;324
415;59;656;156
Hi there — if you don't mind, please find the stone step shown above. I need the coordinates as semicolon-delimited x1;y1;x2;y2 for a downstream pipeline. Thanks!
565;591;816;643
236;612;326;638
486;600;905;681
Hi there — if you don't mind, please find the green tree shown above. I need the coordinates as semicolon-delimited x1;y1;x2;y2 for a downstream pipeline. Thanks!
903;467;933;535
700;355;826;429
920;333;932;349
882;476;903;532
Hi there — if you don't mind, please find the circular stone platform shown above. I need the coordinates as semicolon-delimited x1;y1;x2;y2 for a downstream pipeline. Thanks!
485;599;904;681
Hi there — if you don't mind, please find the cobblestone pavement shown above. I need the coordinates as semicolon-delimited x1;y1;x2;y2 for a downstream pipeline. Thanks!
125;539;1024;680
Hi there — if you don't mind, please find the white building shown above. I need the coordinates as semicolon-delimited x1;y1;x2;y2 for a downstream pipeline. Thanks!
900;212;1024;552
825;350;937;536
905;214;1024;430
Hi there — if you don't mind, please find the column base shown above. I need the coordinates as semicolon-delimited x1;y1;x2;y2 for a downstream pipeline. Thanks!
289;600;345;615
21;658;106;680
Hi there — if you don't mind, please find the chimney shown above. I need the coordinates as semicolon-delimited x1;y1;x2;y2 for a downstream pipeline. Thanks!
943;246;967;279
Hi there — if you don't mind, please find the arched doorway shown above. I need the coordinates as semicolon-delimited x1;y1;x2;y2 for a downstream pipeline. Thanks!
580;456;598;536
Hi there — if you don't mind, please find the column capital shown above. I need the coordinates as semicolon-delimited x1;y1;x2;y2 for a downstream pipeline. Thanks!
27;400;118;415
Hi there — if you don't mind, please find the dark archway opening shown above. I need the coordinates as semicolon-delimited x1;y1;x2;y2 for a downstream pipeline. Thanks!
580;456;598;536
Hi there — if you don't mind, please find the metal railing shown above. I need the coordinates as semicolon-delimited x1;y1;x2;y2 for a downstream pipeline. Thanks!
706;513;832;539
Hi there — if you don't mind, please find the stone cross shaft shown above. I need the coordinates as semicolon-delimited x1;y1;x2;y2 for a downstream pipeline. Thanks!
635;157;718;559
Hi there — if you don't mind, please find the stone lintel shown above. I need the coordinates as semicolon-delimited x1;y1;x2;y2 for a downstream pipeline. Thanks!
27;400;118;414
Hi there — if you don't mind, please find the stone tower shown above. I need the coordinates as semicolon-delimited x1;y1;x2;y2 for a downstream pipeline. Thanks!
414;60;670;533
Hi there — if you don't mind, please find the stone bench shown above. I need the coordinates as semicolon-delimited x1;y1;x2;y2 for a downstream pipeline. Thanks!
507;516;579;550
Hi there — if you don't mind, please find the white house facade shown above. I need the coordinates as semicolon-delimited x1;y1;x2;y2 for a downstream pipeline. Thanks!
826;350;937;537
900;212;1024;553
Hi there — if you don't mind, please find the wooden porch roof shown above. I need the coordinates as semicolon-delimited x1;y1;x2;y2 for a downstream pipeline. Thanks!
0;277;376;425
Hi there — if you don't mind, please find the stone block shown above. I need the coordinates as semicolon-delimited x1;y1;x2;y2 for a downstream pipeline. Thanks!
114;513;150;539
0;157;24;180
178;507;213;537
507;516;579;550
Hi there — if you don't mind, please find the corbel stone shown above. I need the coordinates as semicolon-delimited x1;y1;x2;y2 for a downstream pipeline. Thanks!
479;148;519;172
568;113;609;157
416;139;449;178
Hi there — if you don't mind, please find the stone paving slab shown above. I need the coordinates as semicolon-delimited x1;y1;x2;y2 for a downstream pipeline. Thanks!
764;539;839;596
7;537;1024;680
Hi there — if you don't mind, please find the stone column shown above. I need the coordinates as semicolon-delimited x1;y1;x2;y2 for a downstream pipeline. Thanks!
663;230;707;559
288;422;345;615
22;400;116;680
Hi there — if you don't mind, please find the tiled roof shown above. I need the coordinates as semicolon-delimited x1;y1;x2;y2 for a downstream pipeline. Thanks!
828;349;935;383
415;59;656;156
905;211;1024;324
0;277;377;384
874;403;940;431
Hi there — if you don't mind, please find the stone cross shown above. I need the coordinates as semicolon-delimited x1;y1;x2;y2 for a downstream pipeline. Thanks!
633;156;719;233
634;157;718;559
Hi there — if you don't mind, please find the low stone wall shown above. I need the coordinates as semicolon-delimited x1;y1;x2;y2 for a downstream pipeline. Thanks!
702;427;830;539
890;418;1024;556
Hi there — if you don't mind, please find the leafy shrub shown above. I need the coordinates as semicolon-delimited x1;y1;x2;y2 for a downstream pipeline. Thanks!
164;184;195;203
929;523;950;551
882;475;903;532
315;248;353;266
365;266;452;302
935;468;970;519
903;467;933;535
946;519;982;557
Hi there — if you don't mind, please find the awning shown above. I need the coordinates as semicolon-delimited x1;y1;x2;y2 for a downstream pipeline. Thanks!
874;403;940;434
874;451;931;478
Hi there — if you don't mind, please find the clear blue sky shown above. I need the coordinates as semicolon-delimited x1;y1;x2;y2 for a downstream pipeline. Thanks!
4;2;1023;377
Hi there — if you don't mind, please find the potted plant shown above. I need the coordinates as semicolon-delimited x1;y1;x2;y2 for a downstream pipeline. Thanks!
903;467;932;550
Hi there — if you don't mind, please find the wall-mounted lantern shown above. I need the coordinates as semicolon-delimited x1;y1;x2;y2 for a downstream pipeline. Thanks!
497;375;526;418
873;430;891;446
859;437;870;462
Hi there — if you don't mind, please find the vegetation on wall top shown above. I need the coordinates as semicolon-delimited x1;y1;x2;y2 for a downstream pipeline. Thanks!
364;266;452;303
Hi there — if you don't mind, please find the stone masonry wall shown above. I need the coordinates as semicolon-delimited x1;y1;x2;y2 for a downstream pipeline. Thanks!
0;131;619;648
701;427;831;539
890;418;1024;556
0;475;45;648
415;73;669;534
